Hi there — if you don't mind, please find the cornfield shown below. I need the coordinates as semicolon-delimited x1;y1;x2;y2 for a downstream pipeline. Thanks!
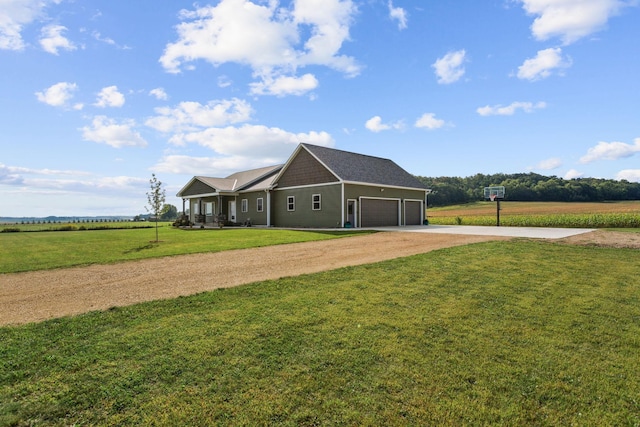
428;213;640;228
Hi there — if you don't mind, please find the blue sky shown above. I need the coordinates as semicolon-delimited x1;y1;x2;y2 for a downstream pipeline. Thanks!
1;0;639;217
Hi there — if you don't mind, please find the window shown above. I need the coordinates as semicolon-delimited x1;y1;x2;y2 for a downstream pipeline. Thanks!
287;196;295;211
257;198;264;212
241;199;248;213
205;202;213;216
312;194;321;210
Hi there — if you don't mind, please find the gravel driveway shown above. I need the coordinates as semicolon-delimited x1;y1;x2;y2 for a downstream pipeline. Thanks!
2;228;636;326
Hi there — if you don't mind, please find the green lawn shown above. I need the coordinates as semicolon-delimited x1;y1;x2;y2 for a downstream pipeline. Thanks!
0;226;371;273
2;240;639;426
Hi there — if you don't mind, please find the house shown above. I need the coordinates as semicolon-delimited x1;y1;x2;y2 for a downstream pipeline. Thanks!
176;143;430;228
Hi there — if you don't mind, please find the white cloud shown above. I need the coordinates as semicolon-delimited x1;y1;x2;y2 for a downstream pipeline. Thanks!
94;86;125;108
388;1;408;30
365;116;404;132
81;116;148;148
165;124;334;166
39;24;76;54
154;154;281;176
517;48;571;81
415;113;445;130
616;169;640;182
149;88;168;100
0;0;50;50
564;169;584;180
218;75;233;88
531;157;562;170
580;138;640;163
146;98;253;134
432;50;466;84
477;101;547;116
249;73;319;96
159;0;359;96
35;82;78;107
519;0;631;45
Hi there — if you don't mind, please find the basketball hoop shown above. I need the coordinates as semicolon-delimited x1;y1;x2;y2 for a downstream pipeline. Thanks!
490;194;496;202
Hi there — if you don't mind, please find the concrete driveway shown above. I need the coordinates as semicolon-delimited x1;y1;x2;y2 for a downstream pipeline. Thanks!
371;225;596;239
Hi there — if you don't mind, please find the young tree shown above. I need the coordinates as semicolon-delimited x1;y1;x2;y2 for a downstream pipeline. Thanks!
146;173;166;242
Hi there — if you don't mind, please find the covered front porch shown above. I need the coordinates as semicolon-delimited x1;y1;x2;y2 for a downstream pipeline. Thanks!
181;194;238;227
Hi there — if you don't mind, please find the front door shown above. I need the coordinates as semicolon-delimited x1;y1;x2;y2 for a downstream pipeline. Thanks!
228;200;236;223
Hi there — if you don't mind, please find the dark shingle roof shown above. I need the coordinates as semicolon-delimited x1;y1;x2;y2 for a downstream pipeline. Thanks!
302;144;428;190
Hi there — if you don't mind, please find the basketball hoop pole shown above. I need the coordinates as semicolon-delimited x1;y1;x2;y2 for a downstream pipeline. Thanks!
496;198;500;227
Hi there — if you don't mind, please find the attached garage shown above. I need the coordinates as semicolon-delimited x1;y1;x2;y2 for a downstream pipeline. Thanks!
360;198;400;227
404;200;423;225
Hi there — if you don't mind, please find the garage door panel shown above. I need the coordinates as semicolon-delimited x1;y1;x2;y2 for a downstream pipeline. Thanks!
361;199;398;227
405;201;422;225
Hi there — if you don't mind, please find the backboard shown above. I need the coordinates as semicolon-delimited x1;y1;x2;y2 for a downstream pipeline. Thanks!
484;186;505;201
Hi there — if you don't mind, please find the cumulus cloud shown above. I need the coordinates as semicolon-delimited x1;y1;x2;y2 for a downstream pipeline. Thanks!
388;1;408;30
81;116;148;148
432;50;466;84
39;24;76;54
365;116;404;132
564;169;584;180
519;0;631;45
580;138;640;163
517;48;571;81
616;169;640;182
94;86;125;108
530;157;562;170
249;73;319;96
146;98;253;134
35;82;79;108
149;88;168;100
0;0;50;50
145;96;334;172
477;101;547;116
415;113;445;130
168;124;334;161
159;0;359;97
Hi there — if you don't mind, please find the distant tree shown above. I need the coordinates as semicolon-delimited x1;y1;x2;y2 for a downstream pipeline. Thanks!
146;173;166;242
160;204;178;220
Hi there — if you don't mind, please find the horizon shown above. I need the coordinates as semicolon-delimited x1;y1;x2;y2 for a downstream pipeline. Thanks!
1;0;639;217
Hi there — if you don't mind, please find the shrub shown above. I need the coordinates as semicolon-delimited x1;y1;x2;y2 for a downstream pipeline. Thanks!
1;227;20;233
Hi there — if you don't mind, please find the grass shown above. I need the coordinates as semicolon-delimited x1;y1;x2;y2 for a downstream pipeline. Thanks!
1;240;639;425
427;201;640;228
0;226;372;273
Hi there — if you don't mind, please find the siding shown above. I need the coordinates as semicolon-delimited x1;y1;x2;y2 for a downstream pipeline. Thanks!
181;179;216;197
235;191;269;226
277;148;339;188
272;183;342;228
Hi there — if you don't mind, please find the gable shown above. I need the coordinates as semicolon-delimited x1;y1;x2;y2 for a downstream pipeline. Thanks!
177;177;219;197
276;147;339;188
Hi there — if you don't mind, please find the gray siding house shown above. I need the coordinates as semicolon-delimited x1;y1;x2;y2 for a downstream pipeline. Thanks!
176;143;429;228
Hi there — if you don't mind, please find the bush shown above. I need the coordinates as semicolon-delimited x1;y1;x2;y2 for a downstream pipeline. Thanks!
1;227;20;233
55;225;78;231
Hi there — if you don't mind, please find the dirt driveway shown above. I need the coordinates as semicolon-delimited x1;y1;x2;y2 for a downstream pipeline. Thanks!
1;230;636;326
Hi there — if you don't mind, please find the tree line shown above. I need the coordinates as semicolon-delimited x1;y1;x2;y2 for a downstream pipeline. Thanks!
416;173;640;207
